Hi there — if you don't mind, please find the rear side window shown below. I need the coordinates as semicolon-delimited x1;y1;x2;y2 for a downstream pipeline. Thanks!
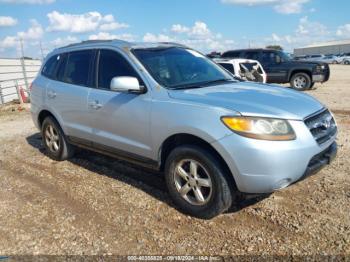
63;50;94;87
222;51;241;58
245;51;260;60
42;55;60;79
56;53;68;82
97;49;140;90
219;63;235;74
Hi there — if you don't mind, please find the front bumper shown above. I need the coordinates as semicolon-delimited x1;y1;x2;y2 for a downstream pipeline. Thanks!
312;65;330;82
211;120;337;194
302;141;337;179
312;74;325;82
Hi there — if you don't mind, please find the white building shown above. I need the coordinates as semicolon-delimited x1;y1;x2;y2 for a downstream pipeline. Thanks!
294;39;350;56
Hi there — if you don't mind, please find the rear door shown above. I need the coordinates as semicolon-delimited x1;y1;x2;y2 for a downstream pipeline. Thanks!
46;49;95;143
87;48;153;158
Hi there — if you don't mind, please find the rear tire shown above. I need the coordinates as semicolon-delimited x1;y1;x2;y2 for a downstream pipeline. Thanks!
344;60;350;65
164;145;233;219
290;72;311;91
42;116;75;161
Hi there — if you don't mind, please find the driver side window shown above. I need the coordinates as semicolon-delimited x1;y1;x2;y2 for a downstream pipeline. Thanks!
97;49;141;90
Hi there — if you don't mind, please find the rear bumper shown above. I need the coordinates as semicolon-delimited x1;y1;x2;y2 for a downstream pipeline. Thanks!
30;102;40;130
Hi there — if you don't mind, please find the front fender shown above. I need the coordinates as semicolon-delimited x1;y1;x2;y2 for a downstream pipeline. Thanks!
287;67;313;81
150;100;236;160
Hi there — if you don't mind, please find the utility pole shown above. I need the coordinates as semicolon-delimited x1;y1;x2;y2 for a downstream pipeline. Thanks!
39;41;44;60
19;38;29;90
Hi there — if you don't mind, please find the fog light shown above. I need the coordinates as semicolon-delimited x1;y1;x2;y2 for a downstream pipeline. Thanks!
273;178;292;190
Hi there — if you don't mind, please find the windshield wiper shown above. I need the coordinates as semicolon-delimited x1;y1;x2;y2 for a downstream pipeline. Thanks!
171;78;234;90
170;84;205;90
200;78;235;86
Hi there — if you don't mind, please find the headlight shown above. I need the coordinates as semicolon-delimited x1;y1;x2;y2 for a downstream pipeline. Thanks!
316;65;325;72
221;116;296;141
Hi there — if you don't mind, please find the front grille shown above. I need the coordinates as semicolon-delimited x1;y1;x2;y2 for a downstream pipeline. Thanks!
304;109;337;145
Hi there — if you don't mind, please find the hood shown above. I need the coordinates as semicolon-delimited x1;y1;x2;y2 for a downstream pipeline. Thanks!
289;60;326;66
168;82;324;120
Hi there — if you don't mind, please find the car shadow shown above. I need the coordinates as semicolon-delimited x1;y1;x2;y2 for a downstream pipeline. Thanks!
26;133;270;217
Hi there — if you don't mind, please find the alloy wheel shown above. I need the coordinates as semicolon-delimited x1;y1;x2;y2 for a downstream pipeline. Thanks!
44;124;60;153
293;75;307;89
173;159;213;206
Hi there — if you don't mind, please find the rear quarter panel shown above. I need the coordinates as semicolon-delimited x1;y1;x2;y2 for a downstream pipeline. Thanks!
30;75;47;129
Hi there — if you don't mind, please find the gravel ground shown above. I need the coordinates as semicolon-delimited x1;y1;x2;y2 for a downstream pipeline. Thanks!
0;65;349;256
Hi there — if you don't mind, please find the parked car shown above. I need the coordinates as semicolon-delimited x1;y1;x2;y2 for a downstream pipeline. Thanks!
213;58;267;83
31;40;337;218
339;53;350;64
343;58;350;65
321;55;341;64
303;54;325;63
222;49;330;91
293;55;308;61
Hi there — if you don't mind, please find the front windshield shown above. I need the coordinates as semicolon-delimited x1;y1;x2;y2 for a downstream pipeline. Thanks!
132;47;234;89
278;51;291;62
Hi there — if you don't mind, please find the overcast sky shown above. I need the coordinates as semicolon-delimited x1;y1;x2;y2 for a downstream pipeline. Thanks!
0;0;349;58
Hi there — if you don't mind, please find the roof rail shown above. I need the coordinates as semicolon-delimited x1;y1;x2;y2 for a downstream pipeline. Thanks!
81;40;113;44
159;42;188;48
58;39;129;49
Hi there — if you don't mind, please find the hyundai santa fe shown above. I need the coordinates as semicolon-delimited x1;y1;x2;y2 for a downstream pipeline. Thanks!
31;40;338;219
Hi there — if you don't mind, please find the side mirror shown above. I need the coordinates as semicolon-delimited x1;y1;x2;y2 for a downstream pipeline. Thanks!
275;55;282;64
110;76;143;93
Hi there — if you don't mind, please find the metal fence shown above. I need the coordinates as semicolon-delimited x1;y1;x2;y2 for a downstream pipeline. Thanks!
0;58;41;104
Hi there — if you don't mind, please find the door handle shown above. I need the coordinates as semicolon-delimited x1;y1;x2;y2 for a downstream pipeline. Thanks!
89;100;102;110
47;90;56;99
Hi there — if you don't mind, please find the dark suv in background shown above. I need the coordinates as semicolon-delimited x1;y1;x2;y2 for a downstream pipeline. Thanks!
222;49;330;91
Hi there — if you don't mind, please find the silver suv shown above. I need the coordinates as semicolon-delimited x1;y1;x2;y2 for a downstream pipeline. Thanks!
31;40;338;218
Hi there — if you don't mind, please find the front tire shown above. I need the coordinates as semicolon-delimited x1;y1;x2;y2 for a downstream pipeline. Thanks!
42;116;75;161
290;72;312;91
164;145;233;219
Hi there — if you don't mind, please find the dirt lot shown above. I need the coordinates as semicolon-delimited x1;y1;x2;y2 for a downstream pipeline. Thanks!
0;65;349;256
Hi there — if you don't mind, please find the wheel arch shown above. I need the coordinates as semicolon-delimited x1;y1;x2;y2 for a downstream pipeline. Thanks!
288;69;312;82
37;109;62;130
159;133;237;188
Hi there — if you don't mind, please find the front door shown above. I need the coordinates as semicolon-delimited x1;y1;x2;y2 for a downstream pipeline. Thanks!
88;49;153;159
260;51;288;83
